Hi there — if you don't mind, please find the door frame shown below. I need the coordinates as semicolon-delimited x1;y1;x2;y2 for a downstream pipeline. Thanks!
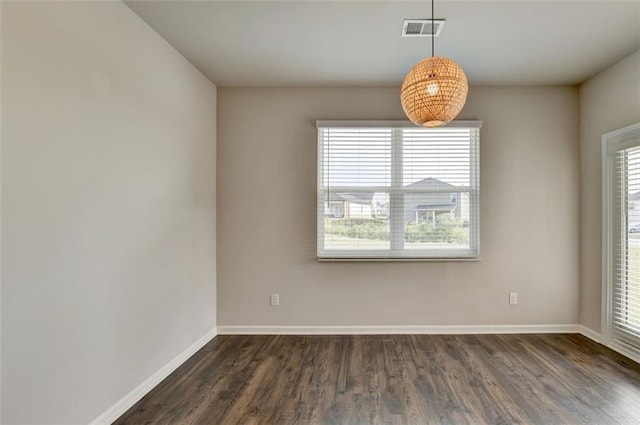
601;121;640;363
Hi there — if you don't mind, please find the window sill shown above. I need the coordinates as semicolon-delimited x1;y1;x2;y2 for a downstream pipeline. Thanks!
317;257;482;262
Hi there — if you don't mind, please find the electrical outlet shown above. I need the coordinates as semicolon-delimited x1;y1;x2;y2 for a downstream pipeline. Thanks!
270;293;280;306
509;292;518;305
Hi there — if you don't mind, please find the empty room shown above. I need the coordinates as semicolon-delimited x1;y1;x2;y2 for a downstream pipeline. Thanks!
2;0;640;424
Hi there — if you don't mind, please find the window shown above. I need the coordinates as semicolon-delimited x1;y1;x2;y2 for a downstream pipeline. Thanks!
317;120;481;260
603;122;640;362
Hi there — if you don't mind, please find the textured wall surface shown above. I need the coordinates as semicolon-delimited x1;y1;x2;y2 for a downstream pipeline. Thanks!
1;2;217;423
217;86;579;329
579;50;640;332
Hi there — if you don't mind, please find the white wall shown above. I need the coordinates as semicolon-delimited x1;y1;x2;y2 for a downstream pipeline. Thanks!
1;2;217;424
579;50;640;332
217;86;580;329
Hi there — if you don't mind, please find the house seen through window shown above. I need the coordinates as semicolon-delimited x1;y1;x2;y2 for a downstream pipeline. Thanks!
317;121;481;260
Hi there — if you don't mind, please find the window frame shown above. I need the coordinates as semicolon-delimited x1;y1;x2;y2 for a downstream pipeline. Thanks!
316;120;481;261
602;121;640;363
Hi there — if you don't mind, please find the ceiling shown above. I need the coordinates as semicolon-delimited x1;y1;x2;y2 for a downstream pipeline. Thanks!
126;1;640;87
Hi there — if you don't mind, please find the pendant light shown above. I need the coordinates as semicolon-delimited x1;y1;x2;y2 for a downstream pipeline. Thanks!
400;0;468;127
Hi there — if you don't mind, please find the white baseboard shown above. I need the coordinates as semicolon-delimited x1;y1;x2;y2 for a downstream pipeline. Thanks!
89;327;217;425
579;327;640;364
608;340;640;364
217;324;580;335
578;325;602;343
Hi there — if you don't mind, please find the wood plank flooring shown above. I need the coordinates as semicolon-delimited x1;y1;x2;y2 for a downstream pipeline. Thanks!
114;334;640;424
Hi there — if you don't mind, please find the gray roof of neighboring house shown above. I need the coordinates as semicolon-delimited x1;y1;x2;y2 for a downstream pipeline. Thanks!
414;203;457;211
405;177;455;188
328;192;374;205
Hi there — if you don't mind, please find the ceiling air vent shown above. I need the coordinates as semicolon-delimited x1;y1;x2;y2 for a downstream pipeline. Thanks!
401;19;445;37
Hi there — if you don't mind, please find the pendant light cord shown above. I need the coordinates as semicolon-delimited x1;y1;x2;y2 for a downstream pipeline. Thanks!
431;0;435;57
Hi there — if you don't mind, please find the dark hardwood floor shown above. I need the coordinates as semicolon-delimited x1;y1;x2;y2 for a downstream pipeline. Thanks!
114;334;640;425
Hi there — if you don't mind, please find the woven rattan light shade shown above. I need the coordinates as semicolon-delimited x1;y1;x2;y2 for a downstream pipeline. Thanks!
401;56;468;127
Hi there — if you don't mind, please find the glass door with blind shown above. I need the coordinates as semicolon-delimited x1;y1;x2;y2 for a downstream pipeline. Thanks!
603;122;640;361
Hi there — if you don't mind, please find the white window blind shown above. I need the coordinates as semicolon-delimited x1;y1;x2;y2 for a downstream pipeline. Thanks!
603;122;640;361
317;120;481;260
